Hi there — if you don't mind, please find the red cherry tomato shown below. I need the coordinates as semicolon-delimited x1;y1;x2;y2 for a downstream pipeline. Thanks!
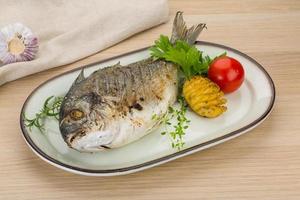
208;56;245;94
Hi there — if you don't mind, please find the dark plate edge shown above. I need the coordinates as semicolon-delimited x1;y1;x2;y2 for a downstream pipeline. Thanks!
19;41;276;175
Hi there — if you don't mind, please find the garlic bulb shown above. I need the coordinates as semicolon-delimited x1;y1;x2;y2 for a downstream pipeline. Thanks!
0;23;38;64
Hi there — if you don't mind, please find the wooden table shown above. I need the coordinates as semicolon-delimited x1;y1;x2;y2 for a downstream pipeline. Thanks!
0;0;299;199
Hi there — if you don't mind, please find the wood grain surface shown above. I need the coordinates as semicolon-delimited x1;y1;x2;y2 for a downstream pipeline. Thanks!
0;0;300;199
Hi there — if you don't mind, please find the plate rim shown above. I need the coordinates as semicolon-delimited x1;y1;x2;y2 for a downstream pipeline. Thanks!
19;41;276;175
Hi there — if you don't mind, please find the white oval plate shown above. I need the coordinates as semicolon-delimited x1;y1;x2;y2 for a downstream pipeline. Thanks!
20;41;275;176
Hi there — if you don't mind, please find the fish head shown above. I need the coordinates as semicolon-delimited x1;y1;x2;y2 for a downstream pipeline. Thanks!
59;70;119;152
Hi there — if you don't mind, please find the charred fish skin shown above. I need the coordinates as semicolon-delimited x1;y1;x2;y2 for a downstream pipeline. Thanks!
59;12;206;152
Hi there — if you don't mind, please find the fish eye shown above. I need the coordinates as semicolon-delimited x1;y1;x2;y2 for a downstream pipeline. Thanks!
69;109;84;120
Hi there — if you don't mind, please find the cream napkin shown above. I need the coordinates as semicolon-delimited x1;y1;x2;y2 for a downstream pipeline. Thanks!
0;0;169;85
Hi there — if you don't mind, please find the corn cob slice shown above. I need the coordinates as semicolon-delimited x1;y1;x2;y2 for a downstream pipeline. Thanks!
183;76;227;118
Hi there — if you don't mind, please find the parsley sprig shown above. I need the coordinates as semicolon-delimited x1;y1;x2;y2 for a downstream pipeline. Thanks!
149;35;227;150
23;96;63;132
149;35;225;79
152;97;190;150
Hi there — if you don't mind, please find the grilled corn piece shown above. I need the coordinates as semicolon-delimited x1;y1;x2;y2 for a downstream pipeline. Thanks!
183;76;227;118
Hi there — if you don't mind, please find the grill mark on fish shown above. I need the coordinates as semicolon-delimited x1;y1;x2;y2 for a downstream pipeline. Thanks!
114;69;122;95
156;62;165;81
115;69;127;114
137;65;146;101
115;68;124;98
111;69;118;96
124;67;132;96
146;63;157;100
146;62;153;79
129;67;135;86
103;74;109;94
148;62;166;101
108;70;113;94
123;67;132;111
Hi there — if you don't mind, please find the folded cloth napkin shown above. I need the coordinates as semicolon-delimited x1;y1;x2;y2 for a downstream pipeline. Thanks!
0;0;169;85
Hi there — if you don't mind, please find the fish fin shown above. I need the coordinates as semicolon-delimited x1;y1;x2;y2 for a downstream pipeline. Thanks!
73;69;85;85
113;61;122;68
170;11;206;45
115;61;121;66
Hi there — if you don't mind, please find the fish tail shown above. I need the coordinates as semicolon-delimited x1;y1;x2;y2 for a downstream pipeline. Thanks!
170;11;206;45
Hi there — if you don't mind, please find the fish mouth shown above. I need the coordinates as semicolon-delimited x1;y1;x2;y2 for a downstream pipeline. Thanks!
100;145;111;149
65;129;86;146
67;130;114;152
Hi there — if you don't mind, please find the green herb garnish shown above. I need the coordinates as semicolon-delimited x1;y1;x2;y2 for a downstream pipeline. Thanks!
149;35;227;150
152;97;190;150
23;96;63;132
149;35;225;79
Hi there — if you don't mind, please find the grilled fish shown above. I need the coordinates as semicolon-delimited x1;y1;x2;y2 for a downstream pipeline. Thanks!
59;12;206;152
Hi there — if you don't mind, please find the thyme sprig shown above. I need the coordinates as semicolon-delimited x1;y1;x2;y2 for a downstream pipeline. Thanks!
23;96;63;132
152;97;190;150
